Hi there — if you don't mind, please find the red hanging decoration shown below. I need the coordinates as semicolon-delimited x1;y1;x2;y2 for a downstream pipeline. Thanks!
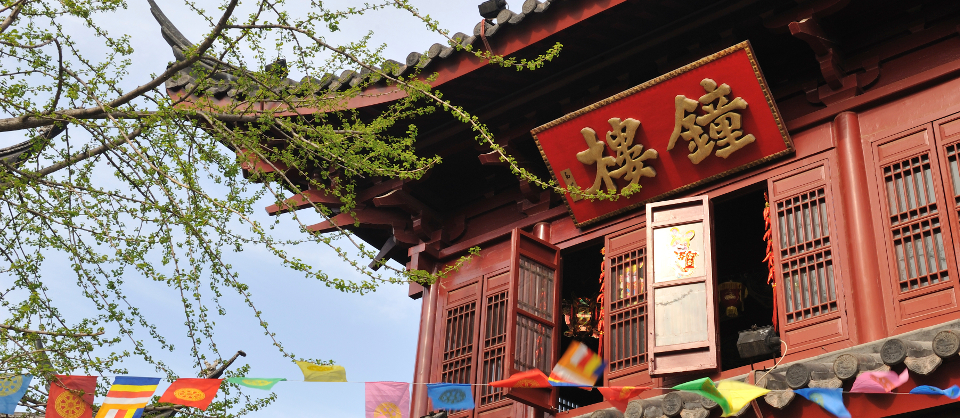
763;193;778;332
597;247;606;358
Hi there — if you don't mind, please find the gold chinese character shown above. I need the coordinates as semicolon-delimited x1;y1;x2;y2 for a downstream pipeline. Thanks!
576;117;658;195
667;78;756;164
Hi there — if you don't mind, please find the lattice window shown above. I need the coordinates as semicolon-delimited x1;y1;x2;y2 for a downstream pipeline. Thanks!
777;188;839;323
441;302;476;385
881;154;951;292
518;257;554;321
945;142;960;217
607;248;647;372
479;291;508;406
514;316;552;374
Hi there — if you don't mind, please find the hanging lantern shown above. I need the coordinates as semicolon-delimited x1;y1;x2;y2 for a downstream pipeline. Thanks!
718;281;747;318
562;296;599;341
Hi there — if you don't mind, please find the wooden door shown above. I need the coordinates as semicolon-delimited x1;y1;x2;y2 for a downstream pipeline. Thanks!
646;196;719;376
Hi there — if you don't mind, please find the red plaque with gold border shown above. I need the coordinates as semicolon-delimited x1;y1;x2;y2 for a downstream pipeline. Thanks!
532;41;792;227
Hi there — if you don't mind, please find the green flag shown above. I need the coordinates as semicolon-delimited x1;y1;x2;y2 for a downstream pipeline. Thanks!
227;377;286;390
672;377;732;416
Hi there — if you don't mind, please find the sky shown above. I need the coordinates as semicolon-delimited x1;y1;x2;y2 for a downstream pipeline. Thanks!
0;0;495;417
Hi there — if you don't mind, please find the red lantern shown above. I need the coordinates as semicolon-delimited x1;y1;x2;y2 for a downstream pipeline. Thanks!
718;281;747;318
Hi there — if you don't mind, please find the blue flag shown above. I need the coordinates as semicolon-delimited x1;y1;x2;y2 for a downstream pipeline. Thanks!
795;388;850;418
910;385;960;399
426;383;475;411
0;374;32;415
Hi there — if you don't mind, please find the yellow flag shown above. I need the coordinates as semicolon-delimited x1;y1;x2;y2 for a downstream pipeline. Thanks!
296;361;347;382
715;380;769;416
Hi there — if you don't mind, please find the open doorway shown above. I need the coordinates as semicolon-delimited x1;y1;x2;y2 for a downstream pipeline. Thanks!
713;184;778;370
557;240;605;411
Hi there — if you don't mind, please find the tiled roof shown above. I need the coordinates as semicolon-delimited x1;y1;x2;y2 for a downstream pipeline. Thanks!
152;0;560;101
568;319;960;418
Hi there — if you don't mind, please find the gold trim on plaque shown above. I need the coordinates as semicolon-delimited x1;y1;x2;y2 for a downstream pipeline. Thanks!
531;41;795;228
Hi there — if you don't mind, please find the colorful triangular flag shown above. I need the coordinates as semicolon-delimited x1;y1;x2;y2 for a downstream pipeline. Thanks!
910;385;960;399
715;380;769;417
850;368;909;393
548;341;606;387
0;374;32;415
795;388;851;418
46;375;96;418
596;386;650;412
226;377;286;390
158;378;223;410
296;361;347;382
489;369;551;388
95;376;161;418
365;382;409;418
672;377;732;416
426;383;475;411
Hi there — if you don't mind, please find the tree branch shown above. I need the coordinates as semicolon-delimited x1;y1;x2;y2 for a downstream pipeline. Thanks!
0;324;105;337
0;0;241;132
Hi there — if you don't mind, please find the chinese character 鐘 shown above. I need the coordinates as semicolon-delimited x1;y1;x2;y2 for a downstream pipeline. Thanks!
667;78;756;164
576;117;658;195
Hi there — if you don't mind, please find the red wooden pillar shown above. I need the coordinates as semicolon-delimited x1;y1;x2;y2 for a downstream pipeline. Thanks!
410;245;439;418
834;111;887;343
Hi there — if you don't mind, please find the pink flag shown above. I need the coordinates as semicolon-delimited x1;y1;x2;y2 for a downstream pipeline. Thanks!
850;369;909;393
366;382;410;418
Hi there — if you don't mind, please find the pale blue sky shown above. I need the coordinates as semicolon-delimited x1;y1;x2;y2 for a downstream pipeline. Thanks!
0;0;505;417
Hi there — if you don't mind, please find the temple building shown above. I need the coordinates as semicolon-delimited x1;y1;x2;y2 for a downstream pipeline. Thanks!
154;0;960;416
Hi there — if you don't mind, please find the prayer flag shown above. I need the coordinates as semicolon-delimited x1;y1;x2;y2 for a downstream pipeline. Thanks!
158;378;223;410
0;374;32;415
672;377;732;416
795;388;850;418
46;375;96;418
850;368;909;393
366;382;409;418
296;361;347;382
548;341;606;387
489;369;551;388
910;385;960;399
596;386;650;412
226;377;286;390
715;380;769;417
95;376;161;418
426;383;474;411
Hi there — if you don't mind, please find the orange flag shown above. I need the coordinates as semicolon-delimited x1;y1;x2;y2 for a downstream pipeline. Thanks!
596;386;650;412
158;378;224;410
46;375;97;418
489;369;551;388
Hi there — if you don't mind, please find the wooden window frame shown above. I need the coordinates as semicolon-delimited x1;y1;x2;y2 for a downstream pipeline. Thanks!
602;223;653;386
766;159;850;350
646;195;720;377
869;123;960;329
502;229;561;413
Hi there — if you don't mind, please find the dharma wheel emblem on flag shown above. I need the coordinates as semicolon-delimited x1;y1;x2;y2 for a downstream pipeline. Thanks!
55;391;86;418
241;379;272;386
373;402;402;418
0;376;23;395
438;388;466;404
174;387;206;401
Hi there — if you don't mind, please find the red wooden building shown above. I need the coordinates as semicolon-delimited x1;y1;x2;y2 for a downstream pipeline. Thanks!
155;0;960;416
